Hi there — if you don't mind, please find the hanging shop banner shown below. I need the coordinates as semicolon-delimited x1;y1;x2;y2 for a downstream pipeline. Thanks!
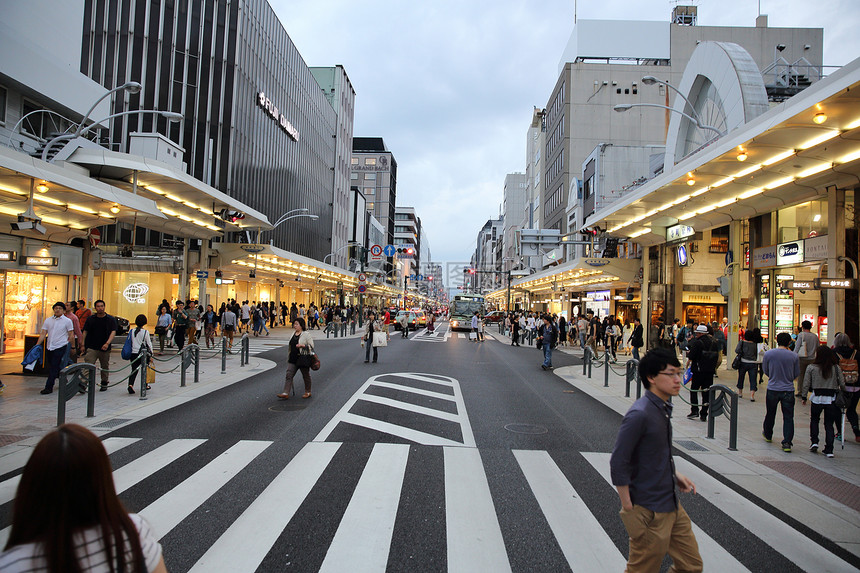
774;274;794;336
666;224;695;243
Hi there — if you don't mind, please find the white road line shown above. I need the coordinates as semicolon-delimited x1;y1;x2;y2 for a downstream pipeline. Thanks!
319;443;410;572
458;333;466;339
315;373;475;447
140;440;272;539
513;450;626;571
113;439;207;493
0;437;140;506
673;456;854;573
368;381;458;402
189;442;341;573
445;447;512;573
357;393;462;423
582;452;750;573
337;413;465;447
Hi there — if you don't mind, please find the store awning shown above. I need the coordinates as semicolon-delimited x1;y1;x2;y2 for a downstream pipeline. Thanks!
215;243;357;289
588;58;860;245
507;256;641;297
0;145;165;241
68;147;272;239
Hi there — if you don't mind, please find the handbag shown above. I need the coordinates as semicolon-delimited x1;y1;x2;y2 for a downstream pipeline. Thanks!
834;388;848;409
311;353;321;371
154;325;167;335
731;354;742;370
372;331;388;347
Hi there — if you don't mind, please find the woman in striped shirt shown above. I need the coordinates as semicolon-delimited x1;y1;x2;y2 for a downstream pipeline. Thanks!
0;424;166;572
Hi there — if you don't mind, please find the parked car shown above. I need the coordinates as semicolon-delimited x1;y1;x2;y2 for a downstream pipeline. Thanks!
414;311;428;327
484;311;505;323
115;316;130;336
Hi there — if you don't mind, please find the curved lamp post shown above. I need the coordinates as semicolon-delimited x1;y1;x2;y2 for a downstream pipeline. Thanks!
613;103;726;137
323;241;360;265
42;109;184;162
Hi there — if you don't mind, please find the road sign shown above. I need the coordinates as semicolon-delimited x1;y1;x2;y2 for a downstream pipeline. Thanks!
196;270;209;279
358;272;367;283
357;284;367;293
815;277;857;289
89;228;101;247
370;244;383;261
383;244;396;257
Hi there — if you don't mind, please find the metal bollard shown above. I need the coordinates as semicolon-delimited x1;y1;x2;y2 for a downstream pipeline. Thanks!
221;337;228;374
139;353;148;400
604;351;610;387
706;384;738;451
194;345;200;383
625;359;641;398
583;347;588;375
180;347;187;387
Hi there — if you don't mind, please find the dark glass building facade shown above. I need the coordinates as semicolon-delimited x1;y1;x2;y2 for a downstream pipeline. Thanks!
80;0;337;260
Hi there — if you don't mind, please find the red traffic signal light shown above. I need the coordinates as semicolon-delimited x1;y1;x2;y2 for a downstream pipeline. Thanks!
406;248;414;255
468;268;476;274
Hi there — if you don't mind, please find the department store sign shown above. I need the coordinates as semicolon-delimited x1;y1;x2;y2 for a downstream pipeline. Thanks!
257;92;300;141
752;245;776;269
584;258;611;267
804;234;828;261
25;256;57;266
776;241;804;266
666;224;695;243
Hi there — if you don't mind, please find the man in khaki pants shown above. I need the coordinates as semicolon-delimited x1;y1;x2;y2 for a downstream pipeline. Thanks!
611;347;703;572
794;320;819;396
185;299;200;345
81;300;117;392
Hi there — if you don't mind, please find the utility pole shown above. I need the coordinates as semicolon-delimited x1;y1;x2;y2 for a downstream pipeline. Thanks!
358;246;366;328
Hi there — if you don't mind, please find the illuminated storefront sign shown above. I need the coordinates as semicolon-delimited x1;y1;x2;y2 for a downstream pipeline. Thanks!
25;256;57;266
122;283;150;303
257;92;300;141
804;235;828;261
752;246;776;269
666;224;695;242
776;241;804;266
0;251;17;261
677;245;688;266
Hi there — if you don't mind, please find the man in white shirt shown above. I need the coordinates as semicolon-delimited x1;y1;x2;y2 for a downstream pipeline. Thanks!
241;301;251;333
36;302;74;395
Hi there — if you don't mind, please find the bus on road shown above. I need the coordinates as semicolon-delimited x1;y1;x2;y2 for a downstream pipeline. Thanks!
448;294;485;331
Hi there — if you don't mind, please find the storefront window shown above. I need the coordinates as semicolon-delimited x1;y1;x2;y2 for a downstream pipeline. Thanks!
777;200;827;241
2;272;69;352
99;272;178;325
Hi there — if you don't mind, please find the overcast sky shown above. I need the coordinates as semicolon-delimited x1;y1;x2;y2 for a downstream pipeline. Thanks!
271;0;859;274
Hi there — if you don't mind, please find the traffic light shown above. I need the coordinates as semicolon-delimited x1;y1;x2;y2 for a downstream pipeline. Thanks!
468;268;476;275
580;227;599;238
214;269;223;285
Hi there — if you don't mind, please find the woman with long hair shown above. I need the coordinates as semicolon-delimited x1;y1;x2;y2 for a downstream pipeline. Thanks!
833;333;859;442
735;329;758;400
0;424;166;572
801;344;847;458
126;314;154;394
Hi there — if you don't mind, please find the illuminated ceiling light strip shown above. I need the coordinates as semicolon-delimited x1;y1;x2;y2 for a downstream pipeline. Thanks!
845;117;860;130
838;148;860;164
672;195;691;205
67;204;97;214
733;164;762;178
715;197;737;208
797;163;831;178
690;186;709;197
0;185;27;196
710;177;734;188
798;130;840;150
737;187;764;199
628;228;649;238
696;204;716;215
761;150;795;166
34;195;64;206
763;176;795;190
160;207;178;216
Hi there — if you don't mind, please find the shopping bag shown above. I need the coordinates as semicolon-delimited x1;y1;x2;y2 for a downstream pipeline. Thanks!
469;332;477;340
372;331;388;347
683;367;693;386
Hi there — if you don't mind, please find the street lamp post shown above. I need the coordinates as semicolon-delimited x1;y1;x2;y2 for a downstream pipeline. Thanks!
613;103;726;137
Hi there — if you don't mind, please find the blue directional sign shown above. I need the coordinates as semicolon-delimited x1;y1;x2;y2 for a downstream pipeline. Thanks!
196;270;209;279
383;244;396;257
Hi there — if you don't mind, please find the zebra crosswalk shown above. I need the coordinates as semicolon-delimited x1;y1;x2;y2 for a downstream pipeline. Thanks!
2;436;854;572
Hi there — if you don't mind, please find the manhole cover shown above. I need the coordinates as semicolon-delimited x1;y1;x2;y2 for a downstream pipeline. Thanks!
92;418;133;429
268;403;307;412
504;423;548;435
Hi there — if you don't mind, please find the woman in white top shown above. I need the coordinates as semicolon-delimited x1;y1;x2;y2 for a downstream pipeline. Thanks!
622;320;633;356
126;314;154;394
0;424;166;573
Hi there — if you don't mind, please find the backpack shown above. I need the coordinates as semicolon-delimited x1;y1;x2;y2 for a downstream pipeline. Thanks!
839;350;858;386
698;336;720;374
121;331;134;360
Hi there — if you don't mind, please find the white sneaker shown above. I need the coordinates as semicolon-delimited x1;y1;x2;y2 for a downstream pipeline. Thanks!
825;453;834;458
809;443;819;453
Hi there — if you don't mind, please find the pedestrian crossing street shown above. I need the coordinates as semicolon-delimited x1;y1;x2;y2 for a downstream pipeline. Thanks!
408;327;497;343
1;437;853;572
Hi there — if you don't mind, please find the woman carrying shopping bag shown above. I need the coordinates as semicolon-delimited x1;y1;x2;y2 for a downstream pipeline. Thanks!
363;311;387;363
278;318;314;400
801;345;847;458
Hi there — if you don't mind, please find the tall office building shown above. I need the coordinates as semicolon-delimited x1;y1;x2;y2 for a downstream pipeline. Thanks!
351;137;397;250
79;0;341;261
311;66;356;268
501;172;527;272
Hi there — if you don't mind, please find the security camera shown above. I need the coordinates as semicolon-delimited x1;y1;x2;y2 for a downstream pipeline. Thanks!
776;44;786;52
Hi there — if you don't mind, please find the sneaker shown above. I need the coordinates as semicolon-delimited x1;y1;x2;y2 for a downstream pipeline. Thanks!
825;453;834;458
99;385;108;392
40;388;52;395
781;443;792;453
762;433;772;443
686;412;699;420
541;364;547;370
809;443;818;453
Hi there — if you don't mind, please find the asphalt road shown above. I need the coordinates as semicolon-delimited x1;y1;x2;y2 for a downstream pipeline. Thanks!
0;322;843;572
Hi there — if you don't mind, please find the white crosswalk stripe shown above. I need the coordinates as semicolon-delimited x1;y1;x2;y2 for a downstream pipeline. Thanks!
3;437;855;572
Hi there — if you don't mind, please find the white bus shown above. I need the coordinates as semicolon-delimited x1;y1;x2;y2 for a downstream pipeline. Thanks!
449;294;485;331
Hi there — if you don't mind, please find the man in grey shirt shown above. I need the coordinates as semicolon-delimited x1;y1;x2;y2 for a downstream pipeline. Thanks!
794;320;819;396
763;332;801;452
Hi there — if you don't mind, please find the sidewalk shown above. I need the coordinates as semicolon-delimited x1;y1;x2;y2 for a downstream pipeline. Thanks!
493;327;860;558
